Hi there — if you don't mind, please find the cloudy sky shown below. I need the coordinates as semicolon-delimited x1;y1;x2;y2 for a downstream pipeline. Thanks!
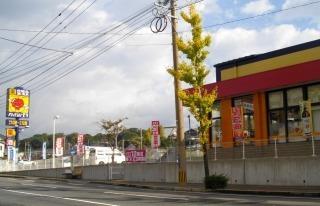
0;0;319;138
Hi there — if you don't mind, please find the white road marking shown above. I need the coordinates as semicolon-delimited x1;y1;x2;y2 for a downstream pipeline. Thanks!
68;183;84;186
23;180;34;182
21;183;57;189
266;200;320;206
104;191;189;201
1;189;119;206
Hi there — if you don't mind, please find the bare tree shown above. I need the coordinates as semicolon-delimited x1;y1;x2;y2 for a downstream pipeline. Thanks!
98;117;127;163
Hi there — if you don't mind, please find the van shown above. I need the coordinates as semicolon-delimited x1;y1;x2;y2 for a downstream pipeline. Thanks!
88;146;125;165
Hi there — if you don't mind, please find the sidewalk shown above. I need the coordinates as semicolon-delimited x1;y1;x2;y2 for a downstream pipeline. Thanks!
96;180;320;197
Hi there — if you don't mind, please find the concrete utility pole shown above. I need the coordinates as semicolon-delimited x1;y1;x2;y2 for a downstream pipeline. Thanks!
170;0;187;185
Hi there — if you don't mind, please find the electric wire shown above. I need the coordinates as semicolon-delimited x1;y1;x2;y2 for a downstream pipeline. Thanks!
16;5;153;88
0;3;153;92
31;19;151;93
0;0;77;70
0;0;89;75
23;13;154;89
0;36;73;54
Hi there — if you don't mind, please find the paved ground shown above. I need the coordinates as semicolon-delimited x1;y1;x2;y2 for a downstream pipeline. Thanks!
1;176;320;206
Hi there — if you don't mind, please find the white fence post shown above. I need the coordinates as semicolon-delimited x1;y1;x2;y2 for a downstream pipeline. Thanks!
274;137;278;159
311;135;316;157
242;139;245;160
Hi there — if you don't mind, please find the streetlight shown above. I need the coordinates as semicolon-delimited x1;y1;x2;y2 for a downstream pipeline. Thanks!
52;115;60;168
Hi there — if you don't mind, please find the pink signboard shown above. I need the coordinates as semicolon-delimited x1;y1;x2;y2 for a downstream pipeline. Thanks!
77;134;84;155
56;137;64;157
125;149;146;162
231;107;243;139
151;120;160;148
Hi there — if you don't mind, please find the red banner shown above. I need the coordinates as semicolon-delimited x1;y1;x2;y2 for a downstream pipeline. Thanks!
125;150;146;162
151;121;160;148
56;137;64;156
232;107;244;139
77;134;84;155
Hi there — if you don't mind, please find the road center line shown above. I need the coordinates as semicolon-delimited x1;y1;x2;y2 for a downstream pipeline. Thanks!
104;191;189;201
1;189;119;206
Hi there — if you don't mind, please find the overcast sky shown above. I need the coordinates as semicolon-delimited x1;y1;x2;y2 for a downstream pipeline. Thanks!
0;0;319;138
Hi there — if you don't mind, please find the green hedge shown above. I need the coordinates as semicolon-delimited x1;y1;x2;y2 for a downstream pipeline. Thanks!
204;174;228;189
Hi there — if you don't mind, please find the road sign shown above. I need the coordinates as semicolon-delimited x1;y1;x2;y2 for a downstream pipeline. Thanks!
6;128;16;137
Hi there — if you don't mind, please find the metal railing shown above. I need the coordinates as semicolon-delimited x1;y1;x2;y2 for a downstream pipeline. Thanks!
0;138;318;172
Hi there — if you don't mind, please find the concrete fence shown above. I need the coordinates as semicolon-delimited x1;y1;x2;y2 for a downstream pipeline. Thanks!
2;156;320;186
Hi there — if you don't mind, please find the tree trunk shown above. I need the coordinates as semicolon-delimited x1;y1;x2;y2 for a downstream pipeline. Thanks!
202;143;210;179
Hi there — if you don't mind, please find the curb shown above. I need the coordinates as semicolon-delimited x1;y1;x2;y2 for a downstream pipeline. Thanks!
215;189;320;197
89;181;320;197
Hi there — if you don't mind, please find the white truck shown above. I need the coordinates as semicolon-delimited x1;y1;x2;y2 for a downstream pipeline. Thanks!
87;146;125;165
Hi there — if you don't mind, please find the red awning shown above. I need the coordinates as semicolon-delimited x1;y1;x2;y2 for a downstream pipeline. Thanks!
205;60;320;98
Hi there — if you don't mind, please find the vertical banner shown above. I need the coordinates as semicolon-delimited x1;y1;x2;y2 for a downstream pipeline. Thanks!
7;146;14;160
77;134;84;155
55;137;64;157
300;100;313;137
42;142;47;159
0;142;4;158
151;121;160;148
232;107;244;141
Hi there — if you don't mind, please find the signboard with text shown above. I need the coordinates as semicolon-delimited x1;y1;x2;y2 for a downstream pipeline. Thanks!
6;128;16;137
55;137;64;157
6;119;29;127
231;107;244;140
77;134;84;155
6;88;30;118
125;149;146;162
151;121;160;148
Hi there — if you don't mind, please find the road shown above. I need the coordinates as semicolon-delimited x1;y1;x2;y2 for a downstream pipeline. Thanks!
0;176;320;206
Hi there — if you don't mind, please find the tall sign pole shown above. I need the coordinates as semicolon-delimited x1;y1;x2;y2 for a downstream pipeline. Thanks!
170;0;187;185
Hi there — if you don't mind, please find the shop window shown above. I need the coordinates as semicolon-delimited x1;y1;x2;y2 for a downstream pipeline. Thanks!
287;88;303;106
269;110;286;140
269;91;283;109
233;95;254;138
212;102;222;145
287;106;303;140
308;84;320;104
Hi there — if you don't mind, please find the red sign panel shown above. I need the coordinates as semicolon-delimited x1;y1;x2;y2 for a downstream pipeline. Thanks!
56;137;64;156
125;150;146;162
232;107;244;139
77;134;84;155
151;121;160;148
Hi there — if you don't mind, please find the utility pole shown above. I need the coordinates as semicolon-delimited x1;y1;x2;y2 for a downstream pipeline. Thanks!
170;0;187;185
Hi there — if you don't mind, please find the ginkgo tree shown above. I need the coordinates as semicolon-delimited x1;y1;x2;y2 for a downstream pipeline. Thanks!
168;5;217;180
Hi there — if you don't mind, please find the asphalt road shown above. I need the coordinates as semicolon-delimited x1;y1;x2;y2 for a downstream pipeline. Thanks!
0;176;320;206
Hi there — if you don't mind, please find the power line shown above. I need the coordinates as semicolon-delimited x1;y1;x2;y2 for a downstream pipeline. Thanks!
24;12;153;90
0;3;153;91
202;0;320;30
31;19;151;93
0;0;90;74
0;0;77;70
0;36;73;54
